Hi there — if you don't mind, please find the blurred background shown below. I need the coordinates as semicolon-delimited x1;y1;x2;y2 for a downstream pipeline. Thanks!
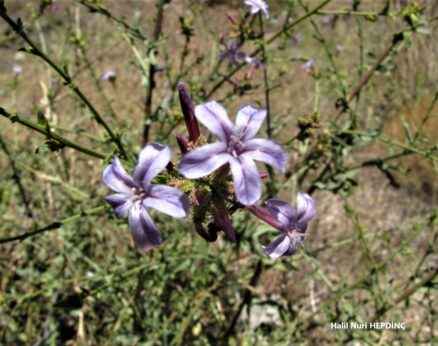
0;0;437;344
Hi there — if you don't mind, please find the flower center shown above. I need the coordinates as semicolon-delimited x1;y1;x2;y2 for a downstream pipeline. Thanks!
131;186;148;202
227;134;244;157
287;227;305;244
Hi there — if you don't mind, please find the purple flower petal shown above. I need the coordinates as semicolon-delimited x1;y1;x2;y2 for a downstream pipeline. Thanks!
104;193;133;218
143;185;190;218
133;143;171;188
194;101;234;142
243;138;288;172
297;221;308;233
103;157;136;193
128;204;162;251
229;156;261;205
179;142;230;179
265;199;297;228
262;233;293;259
235;105;267;141
296;193;316;223
283;240;298;256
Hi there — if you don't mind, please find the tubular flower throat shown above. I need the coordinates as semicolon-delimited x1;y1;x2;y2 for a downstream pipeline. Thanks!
178;101;287;205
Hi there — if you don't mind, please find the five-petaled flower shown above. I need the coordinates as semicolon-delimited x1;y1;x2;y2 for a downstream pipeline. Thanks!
103;143;190;251
244;0;269;18
220;39;247;66
178;101;287;205
260;193;316;259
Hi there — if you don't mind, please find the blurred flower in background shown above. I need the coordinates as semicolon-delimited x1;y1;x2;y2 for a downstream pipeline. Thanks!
12;64;22;76
322;13;338;27
292;32;302;45
244;0;269;18
101;70;116;82
301;58;315;75
220;39;247;66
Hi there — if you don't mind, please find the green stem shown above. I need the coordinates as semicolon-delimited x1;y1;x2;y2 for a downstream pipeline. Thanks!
74;0;148;41
344;129;437;161
142;0;166;146
0;205;106;244
258;12;276;198
206;0;333;98
296;214;430;330
0;134;33;217
304;2;347;100
0;5;127;158
0;107;106;160
317;9;386;17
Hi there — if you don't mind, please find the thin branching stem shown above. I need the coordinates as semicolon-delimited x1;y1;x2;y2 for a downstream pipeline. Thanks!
0;107;107;160
142;0;166;146
0;4;127;158
206;0;333;98
0;205;106;244
0;135;33;217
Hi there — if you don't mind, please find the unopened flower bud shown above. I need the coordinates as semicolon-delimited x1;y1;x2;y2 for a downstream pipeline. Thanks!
178;81;200;142
195;222;218;242
176;133;189;154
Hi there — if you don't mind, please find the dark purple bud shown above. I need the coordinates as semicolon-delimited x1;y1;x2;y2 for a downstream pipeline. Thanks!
246;204;284;231
176;133;189;154
195;222;218;242
193;188;209;207
226;12;238;25
212;199;236;242
178;81;201;142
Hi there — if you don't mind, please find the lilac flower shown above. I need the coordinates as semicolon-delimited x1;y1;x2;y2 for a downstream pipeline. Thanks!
101;70;116;82
322;14;338;27
12;64;22;76
292;32;302;45
220;39;247;66
301;59;315;75
103;143;190;251
245;56;264;78
178;101;287;205
257;193;316;259
244;0;269;18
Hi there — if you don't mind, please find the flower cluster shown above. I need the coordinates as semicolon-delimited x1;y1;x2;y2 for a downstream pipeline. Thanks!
103;82;316;259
